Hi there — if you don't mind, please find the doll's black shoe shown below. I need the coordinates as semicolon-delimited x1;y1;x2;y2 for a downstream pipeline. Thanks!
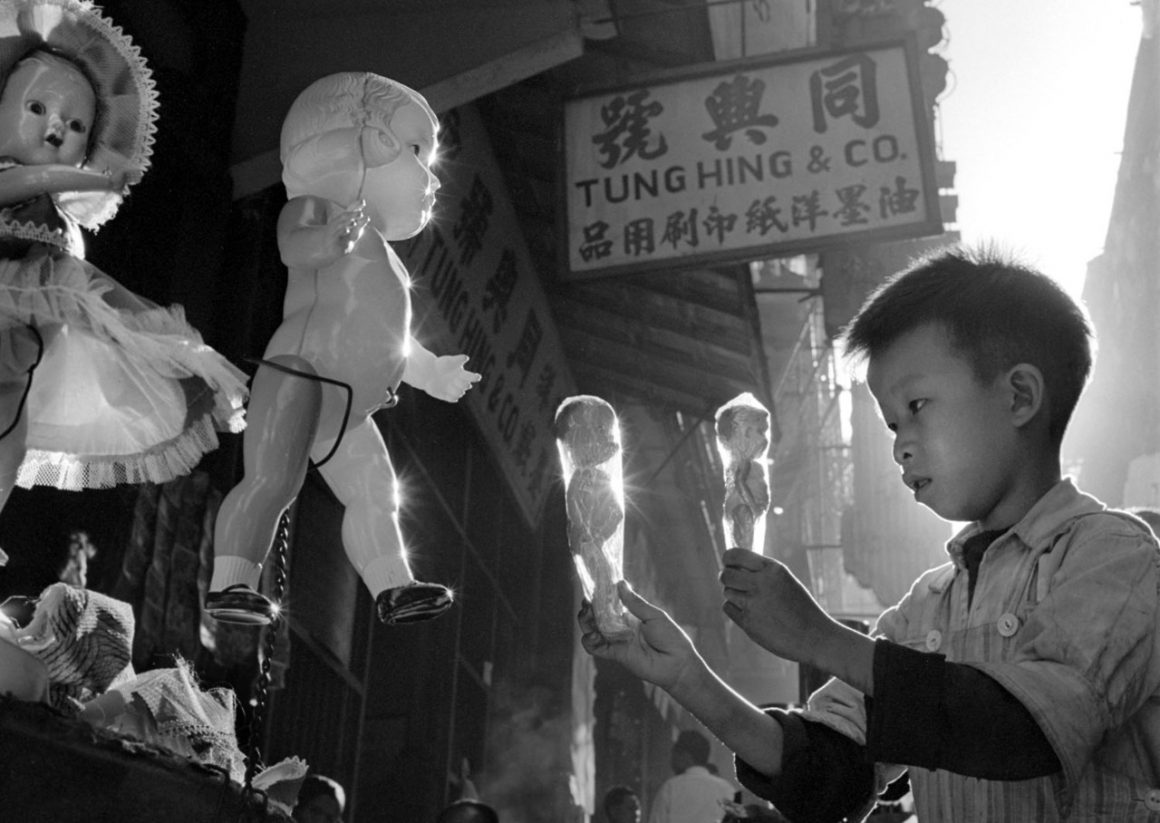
376;582;454;625
205;584;276;626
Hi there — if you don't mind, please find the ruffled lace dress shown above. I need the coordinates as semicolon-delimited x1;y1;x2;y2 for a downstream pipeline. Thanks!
0;167;247;490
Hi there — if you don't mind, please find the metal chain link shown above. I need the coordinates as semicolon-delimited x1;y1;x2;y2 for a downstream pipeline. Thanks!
244;508;290;790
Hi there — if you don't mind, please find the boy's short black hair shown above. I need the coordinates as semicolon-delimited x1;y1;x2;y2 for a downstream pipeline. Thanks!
841;244;1094;444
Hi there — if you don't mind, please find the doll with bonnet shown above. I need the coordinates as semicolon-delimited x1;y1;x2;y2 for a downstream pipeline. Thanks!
206;72;479;627
0;0;246;519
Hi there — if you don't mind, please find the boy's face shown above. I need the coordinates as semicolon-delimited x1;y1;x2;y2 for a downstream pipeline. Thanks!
867;322;1021;529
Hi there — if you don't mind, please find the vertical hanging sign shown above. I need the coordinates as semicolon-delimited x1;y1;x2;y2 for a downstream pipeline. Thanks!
400;104;577;528
563;38;941;280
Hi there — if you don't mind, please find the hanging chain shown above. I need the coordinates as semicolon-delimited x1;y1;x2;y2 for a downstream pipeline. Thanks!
244;508;291;791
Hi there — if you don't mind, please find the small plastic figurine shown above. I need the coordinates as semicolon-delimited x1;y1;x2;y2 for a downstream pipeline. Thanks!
206;72;480;626
0;0;246;518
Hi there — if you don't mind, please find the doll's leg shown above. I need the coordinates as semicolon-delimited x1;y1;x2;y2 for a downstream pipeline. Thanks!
0;323;43;519
0;380;28;516
314;417;453;625
207;356;322;624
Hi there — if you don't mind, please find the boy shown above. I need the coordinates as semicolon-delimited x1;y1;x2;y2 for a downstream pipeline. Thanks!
579;246;1160;820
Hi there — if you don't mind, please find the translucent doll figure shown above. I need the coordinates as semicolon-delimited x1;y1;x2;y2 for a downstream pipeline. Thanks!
0;1;246;522
206;72;480;627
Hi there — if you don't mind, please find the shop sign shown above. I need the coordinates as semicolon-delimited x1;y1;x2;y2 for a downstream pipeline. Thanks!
400;104;577;528
562;38;941;279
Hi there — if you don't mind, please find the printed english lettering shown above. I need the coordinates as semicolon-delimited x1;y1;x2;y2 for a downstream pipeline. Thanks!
574;150;795;208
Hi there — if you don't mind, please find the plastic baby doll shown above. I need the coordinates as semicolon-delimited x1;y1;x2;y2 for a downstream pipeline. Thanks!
206;72;480;627
0;1;246;519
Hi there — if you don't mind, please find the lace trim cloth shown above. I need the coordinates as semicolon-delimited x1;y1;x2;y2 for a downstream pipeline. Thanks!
0;250;247;491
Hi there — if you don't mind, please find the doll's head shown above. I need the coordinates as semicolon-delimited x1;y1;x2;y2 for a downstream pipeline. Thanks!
281;71;441;240
0;0;160;229
0;49;95;168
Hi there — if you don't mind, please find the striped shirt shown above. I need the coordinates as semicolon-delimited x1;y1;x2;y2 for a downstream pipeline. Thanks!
754;480;1160;821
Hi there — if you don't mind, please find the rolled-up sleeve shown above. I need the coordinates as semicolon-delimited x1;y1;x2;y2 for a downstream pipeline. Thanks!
735;707;877;823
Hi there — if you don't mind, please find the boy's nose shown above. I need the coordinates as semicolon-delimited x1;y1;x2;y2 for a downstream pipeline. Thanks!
892;437;913;465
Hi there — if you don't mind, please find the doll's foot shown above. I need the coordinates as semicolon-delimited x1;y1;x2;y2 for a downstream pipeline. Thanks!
376;582;454;625
205;584;276;626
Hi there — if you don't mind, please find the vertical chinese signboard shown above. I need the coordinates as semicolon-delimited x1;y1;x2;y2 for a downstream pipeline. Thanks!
400;104;576;529
563;38;941;279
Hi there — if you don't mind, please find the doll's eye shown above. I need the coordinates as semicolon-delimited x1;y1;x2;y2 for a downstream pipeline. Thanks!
27;100;45;115
68;119;88;134
410;144;422;156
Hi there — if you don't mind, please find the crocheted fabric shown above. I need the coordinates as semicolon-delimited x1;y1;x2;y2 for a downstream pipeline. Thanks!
16;582;134;710
117;661;247;784
0;0;160;228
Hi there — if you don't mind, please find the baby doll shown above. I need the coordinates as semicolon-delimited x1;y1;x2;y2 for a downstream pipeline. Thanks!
206;72;480;627
0;1;246;518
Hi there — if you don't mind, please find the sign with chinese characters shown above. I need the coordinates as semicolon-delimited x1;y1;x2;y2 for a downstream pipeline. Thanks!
399;104;577;528
563;39;941;279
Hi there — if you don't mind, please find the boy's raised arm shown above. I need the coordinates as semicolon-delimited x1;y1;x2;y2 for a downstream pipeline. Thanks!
578;580;786;776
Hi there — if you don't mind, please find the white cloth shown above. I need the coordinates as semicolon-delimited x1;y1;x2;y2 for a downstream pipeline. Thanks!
647;765;735;823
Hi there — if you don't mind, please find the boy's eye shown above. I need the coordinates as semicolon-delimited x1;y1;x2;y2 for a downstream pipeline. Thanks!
908;398;927;414
27;100;44;115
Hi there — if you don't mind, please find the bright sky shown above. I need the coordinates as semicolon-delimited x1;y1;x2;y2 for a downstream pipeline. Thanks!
934;0;1141;299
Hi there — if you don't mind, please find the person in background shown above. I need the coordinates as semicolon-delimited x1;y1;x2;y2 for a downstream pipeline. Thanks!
603;785;641;823
293;773;346;823
579;245;1160;820
436;798;500;823
648;729;735;823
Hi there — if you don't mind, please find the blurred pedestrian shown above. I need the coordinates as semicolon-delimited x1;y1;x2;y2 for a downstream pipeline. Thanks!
293;774;346;823
648;729;735;823
603;785;641;823
437;798;500;823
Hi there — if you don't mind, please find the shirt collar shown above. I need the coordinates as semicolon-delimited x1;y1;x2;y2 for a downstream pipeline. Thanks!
944;478;1105;570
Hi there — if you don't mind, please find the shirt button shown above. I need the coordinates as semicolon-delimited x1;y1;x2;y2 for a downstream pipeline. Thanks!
997;613;1021;637
925;629;942;651
1144;788;1160;811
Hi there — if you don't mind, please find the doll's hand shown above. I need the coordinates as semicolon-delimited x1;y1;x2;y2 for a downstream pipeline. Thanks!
424;354;481;403
329;200;370;256
106;165;144;195
578;580;698;691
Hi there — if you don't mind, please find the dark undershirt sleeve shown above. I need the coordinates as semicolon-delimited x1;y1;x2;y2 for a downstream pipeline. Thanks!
866;638;1061;780
735;709;876;823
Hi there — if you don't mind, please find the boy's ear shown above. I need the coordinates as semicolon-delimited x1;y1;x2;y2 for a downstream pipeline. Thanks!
1006;363;1045;428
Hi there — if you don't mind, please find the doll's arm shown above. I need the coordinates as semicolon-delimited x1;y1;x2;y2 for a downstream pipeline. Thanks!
0;163;130;207
277;194;370;268
402;339;481;402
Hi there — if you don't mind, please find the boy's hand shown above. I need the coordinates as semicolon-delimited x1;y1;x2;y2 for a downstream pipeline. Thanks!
424;354;482;402
578;580;697;691
720;548;834;664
